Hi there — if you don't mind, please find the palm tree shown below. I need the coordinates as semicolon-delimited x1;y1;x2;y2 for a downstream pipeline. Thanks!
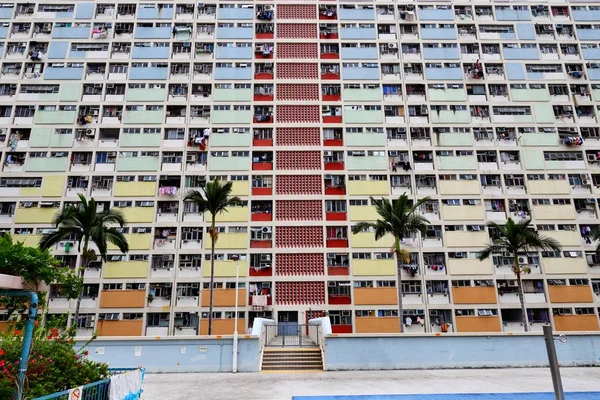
478;218;561;332
40;194;129;326
351;194;431;333
591;227;600;254
184;180;242;335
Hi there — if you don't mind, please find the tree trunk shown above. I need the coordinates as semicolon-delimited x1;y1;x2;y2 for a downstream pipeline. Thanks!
73;238;89;329
395;237;404;333
514;256;529;332
208;217;216;335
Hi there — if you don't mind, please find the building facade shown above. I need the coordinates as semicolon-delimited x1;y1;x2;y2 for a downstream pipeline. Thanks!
0;1;600;336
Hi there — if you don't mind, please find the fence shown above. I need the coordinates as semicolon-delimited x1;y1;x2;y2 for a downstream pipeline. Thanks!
264;324;320;347
33;368;143;400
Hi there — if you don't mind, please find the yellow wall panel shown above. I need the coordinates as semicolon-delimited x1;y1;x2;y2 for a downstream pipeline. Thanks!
350;232;394;248
532;205;575;220
41;175;66;197
108;234;152;251
113;181;157;197
14;208;57;224
349;206;380;222
544;231;581;247
439;180;480;195
543;258;588;274
448;258;493;275
205;232;248;249
115;207;154;223
528;180;570;195
14;234;42;247
441;205;485;221
20;188;41;197
103;261;149;279
215;207;249;222
202;260;248;278
352;258;396;276
348;181;389;196
445;231;488;248
230;181;250;197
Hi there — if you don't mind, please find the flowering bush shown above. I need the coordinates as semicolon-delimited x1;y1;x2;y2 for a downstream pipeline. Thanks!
0;325;109;399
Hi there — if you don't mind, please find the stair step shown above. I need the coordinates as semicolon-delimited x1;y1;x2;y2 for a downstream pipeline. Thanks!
263;359;323;364
262;366;323;371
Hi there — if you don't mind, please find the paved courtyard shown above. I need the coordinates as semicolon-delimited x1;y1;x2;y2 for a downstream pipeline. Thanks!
141;367;600;400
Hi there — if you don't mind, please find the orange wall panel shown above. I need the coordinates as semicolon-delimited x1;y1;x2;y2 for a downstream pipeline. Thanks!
97;320;143;336
201;289;246;307
548;286;594;303
99;290;146;308
354;287;398;305
199;319;246;335
355;317;400;333
554;315;599;331
455;316;502;333
452;287;497;304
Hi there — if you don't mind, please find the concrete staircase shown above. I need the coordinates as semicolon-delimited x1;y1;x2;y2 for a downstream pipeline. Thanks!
261;347;324;371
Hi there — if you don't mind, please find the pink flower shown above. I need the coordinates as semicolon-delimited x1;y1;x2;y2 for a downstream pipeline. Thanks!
0;349;4;356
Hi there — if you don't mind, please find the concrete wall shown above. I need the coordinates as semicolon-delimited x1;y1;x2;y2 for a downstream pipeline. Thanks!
323;334;600;370
79;337;260;373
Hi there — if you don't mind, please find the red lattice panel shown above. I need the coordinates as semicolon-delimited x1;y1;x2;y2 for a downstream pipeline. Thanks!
276;127;320;146
277;84;319;101
277;105;320;123
276;226;323;248
275;253;324;276
276;63;319;79
276;151;321;170
276;175;322;195
277;23;318;39
276;43;318;59
275;281;326;305
277;4;316;19
276;200;322;221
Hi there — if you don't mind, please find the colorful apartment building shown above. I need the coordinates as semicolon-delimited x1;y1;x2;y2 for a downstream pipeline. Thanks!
0;1;600;337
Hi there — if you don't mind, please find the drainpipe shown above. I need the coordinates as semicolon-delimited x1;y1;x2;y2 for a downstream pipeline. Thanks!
0;290;39;400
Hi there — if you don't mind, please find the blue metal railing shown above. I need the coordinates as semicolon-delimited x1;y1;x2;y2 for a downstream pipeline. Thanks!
33;368;142;400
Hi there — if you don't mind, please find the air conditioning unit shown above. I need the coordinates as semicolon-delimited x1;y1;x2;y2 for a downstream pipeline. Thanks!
508;281;518;287
588;154;598;162
262;227;272;233
262;282;271;288
389;151;398;157
260;262;270;268
328;282;336;287
165;283;172;288
388;43;398;49
85;321;94;328
430;310;439;316
260;254;271;261
341;310;351;316
327;254;336;259
518;256;528;265
175;312;183;318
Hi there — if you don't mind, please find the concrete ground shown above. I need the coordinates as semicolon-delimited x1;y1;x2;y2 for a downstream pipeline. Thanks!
141;367;600;400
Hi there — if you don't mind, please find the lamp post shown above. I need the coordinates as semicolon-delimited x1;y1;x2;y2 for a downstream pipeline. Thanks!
231;254;240;373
